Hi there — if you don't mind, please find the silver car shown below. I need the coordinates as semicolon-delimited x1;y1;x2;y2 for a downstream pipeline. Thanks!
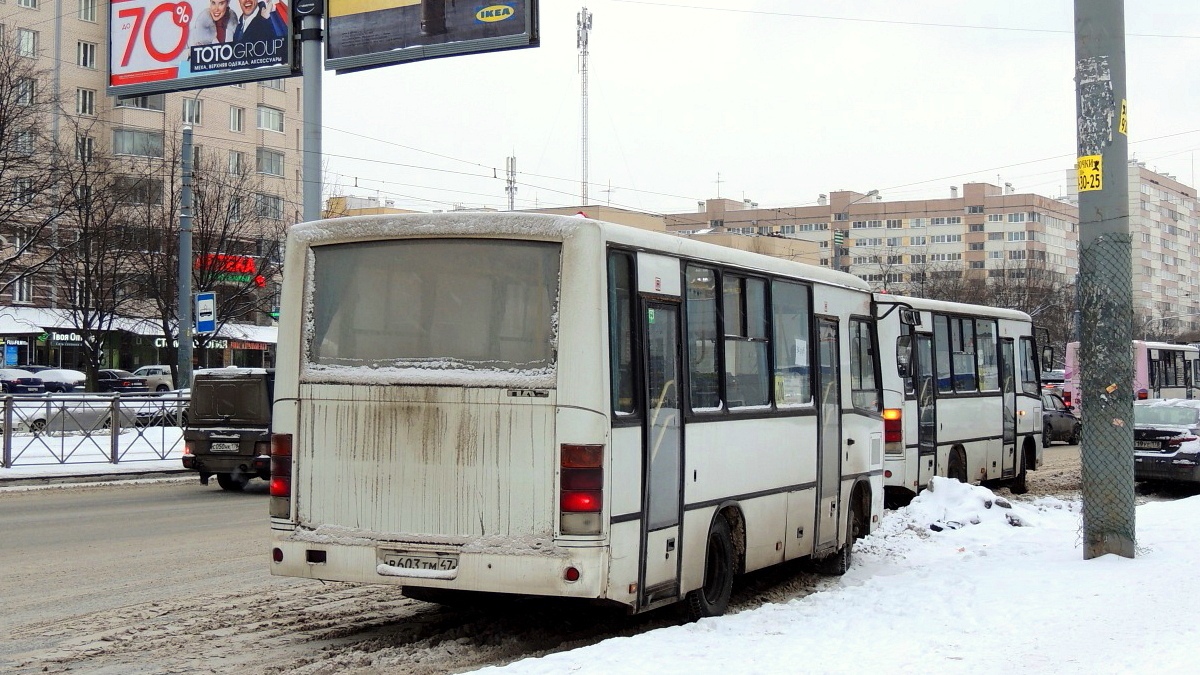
1133;399;1200;484
133;365;175;392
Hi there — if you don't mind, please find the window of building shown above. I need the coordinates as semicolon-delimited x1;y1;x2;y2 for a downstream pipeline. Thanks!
77;41;96;68
112;128;164;157
851;220;868;229
182;98;203;124
886;219;902;229
910;236;926;246
16;29;38;57
257;105;284;132
833;213;848;221
969;223;985;232
256;193;283;219
18;0;39;9
229;106;245;132
228;150;246;175
256;147;284;176
987;214;1004;222
886;237;902;247
114;176;163;204
987;232;1003;241
75;135;93;162
969;261;985;268
76;88;95;116
931;217;947;225
16;78;35;105
14;275;34;304
1007;212;1027;223
887;255;903;264
261;78;285;91
116;94;165;111
988;251;1003;259
968;242;985;250
1008;231;1027;241
1009;250;1027;260
910;218;926;228
780;224;796;234
856;237;883;247
931;234;962;243
946;216;962;224
867;220;882;228
78;0;98;21
14;131;34;155
967;205;984;214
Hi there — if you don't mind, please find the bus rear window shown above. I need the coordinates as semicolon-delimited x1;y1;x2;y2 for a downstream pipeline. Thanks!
309;239;560;375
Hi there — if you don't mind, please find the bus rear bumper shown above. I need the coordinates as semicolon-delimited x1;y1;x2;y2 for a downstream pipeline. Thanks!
270;536;610;601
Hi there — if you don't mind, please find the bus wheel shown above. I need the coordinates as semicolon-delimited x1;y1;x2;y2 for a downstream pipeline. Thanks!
947;449;968;483
1010;448;1029;495
817;499;860;576
216;473;249;492
685;516;735;621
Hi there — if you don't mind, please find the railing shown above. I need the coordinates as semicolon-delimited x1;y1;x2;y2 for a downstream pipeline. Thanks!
0;392;189;468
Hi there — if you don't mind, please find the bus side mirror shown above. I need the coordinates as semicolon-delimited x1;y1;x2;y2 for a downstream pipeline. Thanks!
1042;345;1054;370
896;335;913;377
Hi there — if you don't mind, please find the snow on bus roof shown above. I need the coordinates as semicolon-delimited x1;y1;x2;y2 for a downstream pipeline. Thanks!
874;292;1032;322
290;212;871;292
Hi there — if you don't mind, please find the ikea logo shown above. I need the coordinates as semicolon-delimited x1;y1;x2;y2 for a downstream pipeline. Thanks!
476;4;515;22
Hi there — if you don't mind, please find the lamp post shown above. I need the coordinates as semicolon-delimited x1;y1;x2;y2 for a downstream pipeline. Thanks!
831;189;878;273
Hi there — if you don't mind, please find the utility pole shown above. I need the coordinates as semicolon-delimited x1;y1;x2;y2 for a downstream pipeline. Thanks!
505;156;517;211
1074;0;1135;560
178;126;194;390
577;7;592;206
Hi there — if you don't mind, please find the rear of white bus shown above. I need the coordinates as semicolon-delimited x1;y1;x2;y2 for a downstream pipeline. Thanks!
269;215;617;604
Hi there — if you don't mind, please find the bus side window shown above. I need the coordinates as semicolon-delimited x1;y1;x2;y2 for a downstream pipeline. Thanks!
934;315;953;394
771;280;812;407
686;265;721;411
1019;337;1040;395
849;318;881;412
722;274;769;408
607;251;637;415
975;319;999;391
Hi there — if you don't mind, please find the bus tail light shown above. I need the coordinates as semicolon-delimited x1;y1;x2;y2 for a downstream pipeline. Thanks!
1063;390;1072;406
560;444;603;535
269;433;292;519
883;408;903;454
1137;389;1149;400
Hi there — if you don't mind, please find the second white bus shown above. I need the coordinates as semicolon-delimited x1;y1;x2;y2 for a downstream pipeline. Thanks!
268;213;885;618
875;294;1043;506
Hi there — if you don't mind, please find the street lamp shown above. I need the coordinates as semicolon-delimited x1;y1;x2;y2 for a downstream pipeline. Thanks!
831;189;878;273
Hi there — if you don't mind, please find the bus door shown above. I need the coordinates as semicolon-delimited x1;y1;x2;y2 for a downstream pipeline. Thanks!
915;334;937;488
639;301;683;607
999;338;1018;475
815;318;842;552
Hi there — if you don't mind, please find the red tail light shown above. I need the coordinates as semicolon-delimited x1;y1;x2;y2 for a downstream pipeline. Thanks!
1137;389;1149;400
560;444;603;535
269;433;292;518
1063;391;1072;406
883;408;903;454
1167;436;1197;448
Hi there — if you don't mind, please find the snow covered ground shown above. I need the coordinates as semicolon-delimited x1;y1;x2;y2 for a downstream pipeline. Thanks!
475;478;1199;675
0;427;182;480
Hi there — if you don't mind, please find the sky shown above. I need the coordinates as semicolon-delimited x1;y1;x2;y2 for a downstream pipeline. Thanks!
317;1;1200;215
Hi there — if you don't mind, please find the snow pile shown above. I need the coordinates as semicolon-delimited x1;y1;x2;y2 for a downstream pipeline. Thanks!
473;484;1200;675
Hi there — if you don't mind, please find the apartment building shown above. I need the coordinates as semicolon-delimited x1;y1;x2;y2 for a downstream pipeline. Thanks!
1065;161;1200;336
666;183;1080;295
1;0;301;367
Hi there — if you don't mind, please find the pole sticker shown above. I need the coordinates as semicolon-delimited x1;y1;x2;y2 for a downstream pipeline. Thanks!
1077;155;1103;192
1119;99;1128;135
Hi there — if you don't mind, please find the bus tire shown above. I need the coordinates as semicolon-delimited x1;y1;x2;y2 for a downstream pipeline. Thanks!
816;497;861;577
685;516;735;621
947;448;968;483
1010;447;1028;495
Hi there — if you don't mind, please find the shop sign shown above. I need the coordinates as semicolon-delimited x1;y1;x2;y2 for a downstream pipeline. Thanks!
5;338;27;345
154;337;230;349
51;332;84;346
231;340;270;350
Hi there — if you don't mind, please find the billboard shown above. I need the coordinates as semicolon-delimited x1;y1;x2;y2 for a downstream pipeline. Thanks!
326;0;538;74
108;0;297;96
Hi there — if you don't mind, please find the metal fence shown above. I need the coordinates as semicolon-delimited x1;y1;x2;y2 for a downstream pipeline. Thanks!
0;393;189;468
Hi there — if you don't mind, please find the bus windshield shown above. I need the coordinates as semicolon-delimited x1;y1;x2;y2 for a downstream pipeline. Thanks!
309;238;560;375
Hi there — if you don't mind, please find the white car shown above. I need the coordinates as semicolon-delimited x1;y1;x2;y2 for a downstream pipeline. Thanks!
1133;399;1200;485
38;369;87;393
133;365;175;392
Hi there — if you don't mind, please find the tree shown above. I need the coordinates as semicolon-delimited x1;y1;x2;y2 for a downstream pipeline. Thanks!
0;41;68;301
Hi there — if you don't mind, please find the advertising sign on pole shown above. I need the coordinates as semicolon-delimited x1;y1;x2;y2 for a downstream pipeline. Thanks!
326;0;538;74
196;291;217;334
108;0;297;97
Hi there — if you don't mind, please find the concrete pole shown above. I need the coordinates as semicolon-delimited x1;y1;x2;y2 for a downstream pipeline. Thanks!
1074;0;1135;559
178;126;194;390
301;15;323;222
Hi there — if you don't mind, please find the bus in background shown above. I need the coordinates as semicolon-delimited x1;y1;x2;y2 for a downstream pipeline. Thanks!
875;295;1042;507
1063;340;1199;409
268;213;884;619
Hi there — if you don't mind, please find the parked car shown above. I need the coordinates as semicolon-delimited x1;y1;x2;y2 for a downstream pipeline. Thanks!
1133;399;1200;485
182;368;274;491
17;364;53;373
132;365;174;392
135;389;190;427
0;368;46;394
1042;390;1080;446
94;369;149;393
38;369;87;393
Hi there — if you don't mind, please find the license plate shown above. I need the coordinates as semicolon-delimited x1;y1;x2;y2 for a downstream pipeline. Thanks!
379;551;459;571
1134;441;1161;450
209;442;239;453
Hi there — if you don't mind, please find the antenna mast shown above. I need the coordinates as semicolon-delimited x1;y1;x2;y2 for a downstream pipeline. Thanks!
505;156;517;211
578;6;592;206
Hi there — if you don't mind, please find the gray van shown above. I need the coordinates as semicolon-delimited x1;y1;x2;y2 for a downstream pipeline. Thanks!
182;368;274;491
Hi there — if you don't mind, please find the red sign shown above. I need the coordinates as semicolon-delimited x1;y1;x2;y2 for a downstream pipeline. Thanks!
197;253;257;274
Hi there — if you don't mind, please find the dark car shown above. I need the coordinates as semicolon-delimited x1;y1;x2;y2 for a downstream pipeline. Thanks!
182;368;274;491
1042;390;1080;446
1133;399;1200;485
0;368;47;394
95;369;150;393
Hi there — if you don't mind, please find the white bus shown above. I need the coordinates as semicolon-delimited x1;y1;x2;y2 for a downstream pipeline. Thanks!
267;213;884;618
1063;340;1199;409
875;294;1042;506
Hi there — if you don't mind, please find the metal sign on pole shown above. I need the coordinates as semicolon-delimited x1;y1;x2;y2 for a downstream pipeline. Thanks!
196;292;217;334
